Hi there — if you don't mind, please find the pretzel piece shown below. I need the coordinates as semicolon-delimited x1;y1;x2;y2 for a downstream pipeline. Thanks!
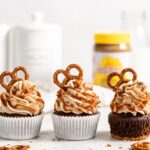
121;68;137;83
66;64;83;80
107;72;122;90
0;71;20;92
131;141;150;150
53;64;83;88
107;68;137;90
0;66;29;92
12;66;29;80
53;69;69;88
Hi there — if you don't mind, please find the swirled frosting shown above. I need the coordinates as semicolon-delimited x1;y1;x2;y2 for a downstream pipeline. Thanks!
54;79;100;115
0;80;44;116
110;80;150;116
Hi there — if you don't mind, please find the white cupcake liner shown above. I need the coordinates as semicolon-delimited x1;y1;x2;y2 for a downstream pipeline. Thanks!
0;113;44;140
51;112;100;140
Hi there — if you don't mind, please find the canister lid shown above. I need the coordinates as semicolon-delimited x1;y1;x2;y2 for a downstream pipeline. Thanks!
20;12;62;31
94;33;130;44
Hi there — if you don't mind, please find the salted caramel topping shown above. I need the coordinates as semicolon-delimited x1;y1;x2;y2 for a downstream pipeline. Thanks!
0;66;44;116
53;64;100;115
131;142;150;150
108;68;150;116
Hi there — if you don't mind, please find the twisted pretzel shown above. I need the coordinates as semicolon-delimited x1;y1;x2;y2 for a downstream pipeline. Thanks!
107;68;137;91
131;141;150;150
53;64;83;88
13;66;29;80
0;66;29;92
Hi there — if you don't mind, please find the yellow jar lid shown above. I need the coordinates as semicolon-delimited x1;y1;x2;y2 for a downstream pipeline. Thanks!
94;33;130;44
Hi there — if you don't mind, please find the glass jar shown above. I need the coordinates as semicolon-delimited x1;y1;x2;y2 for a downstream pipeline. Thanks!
93;33;132;87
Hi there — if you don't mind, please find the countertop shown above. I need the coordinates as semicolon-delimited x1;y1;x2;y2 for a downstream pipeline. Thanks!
0;107;149;150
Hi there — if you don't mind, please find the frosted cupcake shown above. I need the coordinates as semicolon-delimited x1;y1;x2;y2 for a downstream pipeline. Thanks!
107;68;150;141
52;64;100;140
0;66;44;140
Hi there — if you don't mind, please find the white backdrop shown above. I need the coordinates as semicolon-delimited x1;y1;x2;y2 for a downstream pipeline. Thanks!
0;0;149;81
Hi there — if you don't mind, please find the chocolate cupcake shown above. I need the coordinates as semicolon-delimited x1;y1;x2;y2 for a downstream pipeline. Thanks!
52;64;100;140
0;66;44;140
107;68;150;141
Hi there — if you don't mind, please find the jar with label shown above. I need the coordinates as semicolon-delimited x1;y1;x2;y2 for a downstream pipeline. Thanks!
93;33;132;87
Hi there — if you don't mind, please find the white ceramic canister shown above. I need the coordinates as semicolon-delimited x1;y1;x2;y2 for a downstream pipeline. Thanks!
9;12;62;90
0;25;10;72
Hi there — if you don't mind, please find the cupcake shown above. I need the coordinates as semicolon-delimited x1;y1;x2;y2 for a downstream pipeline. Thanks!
0;66;44;140
52;64;100;140
107;68;150;141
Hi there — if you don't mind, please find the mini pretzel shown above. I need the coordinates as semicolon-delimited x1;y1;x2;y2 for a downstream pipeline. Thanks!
12;66;29;80
121;68;137;83
0;66;29;92
53;64;83;88
53;69;69;88
131;141;150;150
107;68;137;90
107;72;122;90
66;64;83;80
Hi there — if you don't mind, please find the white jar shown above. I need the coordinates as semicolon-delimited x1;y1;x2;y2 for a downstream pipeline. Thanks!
9;12;62;90
0;25;10;72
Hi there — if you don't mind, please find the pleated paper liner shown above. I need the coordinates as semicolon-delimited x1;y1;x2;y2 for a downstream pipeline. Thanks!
52;112;100;140
0;113;44;140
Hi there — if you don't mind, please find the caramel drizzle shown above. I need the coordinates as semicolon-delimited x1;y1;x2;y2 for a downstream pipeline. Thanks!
53;64;99;114
55;81;99;114
0;80;44;115
111;81;150;113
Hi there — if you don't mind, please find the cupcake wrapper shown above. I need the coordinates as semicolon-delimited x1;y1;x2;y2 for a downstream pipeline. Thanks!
0;113;44;140
51;112;100;140
108;113;150;140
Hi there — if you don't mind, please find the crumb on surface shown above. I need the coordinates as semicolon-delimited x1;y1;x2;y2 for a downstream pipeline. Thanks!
118;146;123;149
52;137;61;141
106;144;112;147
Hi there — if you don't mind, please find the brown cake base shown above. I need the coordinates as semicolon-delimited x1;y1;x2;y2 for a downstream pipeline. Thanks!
0;112;41;117
54;111;98;117
108;112;150;141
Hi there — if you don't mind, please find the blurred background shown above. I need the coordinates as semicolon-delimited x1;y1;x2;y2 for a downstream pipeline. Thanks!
0;0;150;91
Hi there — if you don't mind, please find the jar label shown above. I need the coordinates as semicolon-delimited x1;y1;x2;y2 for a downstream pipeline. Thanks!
93;52;131;87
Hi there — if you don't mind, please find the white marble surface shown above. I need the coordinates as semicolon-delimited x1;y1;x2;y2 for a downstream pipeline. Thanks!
0;107;149;150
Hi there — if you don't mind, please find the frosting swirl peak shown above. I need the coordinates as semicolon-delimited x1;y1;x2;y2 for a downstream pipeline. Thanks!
0;80;44;116
54;79;100;114
107;68;150;116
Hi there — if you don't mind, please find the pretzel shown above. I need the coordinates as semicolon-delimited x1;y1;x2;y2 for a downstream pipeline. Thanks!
12;66;29;80
53;64;83;88
107;72;122;90
0;66;29;92
66;64;83;80
53;69;69;88
121;68;137;83
107;68;137;91
131;141;150;150
0;145;30;150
